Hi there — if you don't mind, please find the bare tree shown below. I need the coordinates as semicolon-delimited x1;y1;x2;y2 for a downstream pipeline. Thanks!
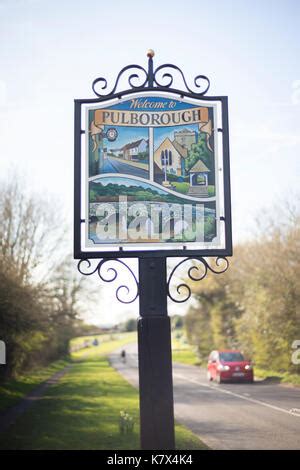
0;176;67;284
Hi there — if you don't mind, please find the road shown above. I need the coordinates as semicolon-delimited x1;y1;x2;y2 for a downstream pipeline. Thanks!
103;157;149;179
109;343;300;450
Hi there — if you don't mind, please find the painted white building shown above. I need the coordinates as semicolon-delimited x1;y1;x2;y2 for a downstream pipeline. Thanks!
122;138;148;160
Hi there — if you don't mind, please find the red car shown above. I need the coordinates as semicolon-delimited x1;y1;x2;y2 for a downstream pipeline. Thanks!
207;350;254;383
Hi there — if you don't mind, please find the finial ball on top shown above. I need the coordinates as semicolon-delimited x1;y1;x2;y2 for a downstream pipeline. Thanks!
147;49;155;58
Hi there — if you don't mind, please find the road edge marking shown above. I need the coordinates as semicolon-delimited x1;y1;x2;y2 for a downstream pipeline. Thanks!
173;373;300;419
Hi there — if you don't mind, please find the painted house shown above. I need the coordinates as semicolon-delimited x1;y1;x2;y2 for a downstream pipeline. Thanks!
154;137;188;176
122;138;148;160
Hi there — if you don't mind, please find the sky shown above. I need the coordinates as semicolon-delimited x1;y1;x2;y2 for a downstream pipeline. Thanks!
0;0;300;325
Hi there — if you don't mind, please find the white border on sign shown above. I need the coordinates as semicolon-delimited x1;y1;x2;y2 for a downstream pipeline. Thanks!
82;92;224;252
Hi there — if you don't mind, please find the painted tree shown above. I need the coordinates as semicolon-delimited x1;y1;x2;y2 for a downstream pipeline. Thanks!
185;131;214;184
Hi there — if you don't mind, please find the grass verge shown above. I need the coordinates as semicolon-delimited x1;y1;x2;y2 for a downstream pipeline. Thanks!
0;333;208;450
172;349;200;365
171;332;200;366
254;367;300;386
0;359;69;412
0;333;136;413
71;332;137;360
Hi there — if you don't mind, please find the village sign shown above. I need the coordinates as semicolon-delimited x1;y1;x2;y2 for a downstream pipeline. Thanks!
74;50;232;449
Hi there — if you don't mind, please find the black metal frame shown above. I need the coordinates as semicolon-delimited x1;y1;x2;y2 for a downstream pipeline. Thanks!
74;54;232;260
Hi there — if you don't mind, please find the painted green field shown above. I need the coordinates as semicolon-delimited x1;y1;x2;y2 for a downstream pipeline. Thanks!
170;182;215;197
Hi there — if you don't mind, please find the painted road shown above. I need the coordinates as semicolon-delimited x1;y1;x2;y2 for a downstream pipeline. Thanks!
109;343;300;450
103;157;149;179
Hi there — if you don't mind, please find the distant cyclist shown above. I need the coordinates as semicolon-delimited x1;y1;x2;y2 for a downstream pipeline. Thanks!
121;349;126;363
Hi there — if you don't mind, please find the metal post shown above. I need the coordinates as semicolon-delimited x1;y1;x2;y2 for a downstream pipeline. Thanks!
137;257;175;450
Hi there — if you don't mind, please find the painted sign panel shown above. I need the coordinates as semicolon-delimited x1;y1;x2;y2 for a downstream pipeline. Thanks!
84;94;225;251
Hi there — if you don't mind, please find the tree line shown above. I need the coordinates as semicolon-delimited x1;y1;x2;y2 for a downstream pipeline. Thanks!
0;177;88;380
184;201;300;374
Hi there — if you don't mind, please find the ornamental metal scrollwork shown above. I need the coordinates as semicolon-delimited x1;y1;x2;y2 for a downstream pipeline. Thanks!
91;50;210;98
167;257;229;303
92;64;148;98
77;259;139;304
78;257;229;305
153;64;210;96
